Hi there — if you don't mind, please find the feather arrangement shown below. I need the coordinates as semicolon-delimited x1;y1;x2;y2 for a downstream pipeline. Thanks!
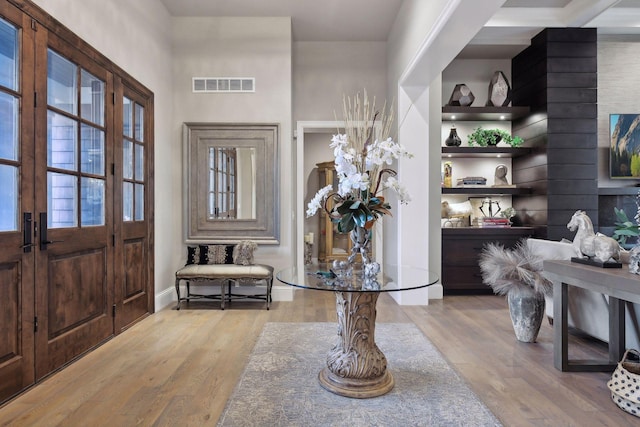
478;240;552;297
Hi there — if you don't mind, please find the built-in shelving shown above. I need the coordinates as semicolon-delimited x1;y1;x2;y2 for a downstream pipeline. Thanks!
442;146;531;158
442;226;535;235
440;105;535;294
442;106;530;121
442;187;531;196
598;187;640;196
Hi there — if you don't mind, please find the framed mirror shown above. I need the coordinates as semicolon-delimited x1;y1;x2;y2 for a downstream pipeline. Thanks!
183;123;279;244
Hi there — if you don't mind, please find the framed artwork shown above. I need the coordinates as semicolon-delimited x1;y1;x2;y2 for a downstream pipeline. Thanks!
610;114;640;179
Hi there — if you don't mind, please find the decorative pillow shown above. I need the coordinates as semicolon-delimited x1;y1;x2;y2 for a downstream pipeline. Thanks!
233;240;258;266
186;246;200;265
200;244;234;265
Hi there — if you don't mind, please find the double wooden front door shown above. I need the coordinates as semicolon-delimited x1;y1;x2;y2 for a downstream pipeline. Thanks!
0;1;153;403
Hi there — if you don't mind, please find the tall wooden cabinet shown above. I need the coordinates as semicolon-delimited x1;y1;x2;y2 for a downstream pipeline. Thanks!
316;161;352;262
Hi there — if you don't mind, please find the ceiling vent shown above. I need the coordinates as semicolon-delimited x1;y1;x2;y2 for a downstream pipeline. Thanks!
192;77;255;93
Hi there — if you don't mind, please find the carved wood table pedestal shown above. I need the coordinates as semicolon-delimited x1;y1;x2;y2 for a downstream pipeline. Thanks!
318;291;394;398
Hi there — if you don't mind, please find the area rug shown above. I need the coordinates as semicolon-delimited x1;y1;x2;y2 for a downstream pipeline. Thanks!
217;322;502;426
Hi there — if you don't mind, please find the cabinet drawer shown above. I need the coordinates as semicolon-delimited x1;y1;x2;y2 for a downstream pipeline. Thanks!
443;236;529;265
442;268;493;292
442;265;483;285
442;243;483;265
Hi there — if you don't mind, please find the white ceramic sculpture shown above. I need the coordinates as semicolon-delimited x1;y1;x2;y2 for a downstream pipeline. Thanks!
567;210;620;264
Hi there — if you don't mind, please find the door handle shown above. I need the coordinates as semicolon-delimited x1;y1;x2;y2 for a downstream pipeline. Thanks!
22;212;34;253
39;212;63;250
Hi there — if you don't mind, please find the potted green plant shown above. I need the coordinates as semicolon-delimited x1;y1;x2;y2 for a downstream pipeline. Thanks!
613;207;640;247
467;127;523;147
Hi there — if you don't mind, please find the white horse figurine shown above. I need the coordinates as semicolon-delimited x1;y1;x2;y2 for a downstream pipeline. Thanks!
567;210;620;263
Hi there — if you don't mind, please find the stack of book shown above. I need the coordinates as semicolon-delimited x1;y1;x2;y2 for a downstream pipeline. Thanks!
456;176;487;187
480;217;511;228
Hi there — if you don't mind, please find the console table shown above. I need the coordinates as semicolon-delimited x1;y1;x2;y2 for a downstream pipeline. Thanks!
543;260;640;372
276;264;438;398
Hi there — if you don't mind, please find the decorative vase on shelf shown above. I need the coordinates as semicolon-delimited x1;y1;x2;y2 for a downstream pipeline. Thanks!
487;71;512;107
445;125;462;146
487;133;502;146
443;161;452;188
447;83;475;107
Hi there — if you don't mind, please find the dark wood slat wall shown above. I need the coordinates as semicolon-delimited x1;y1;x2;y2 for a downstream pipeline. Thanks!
511;28;598;240
511;31;549;236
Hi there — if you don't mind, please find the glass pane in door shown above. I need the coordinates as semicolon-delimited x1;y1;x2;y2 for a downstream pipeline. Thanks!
0;164;17;231
123;139;133;179
80;124;104;176
0;18;18;91
47;172;77;228
134;184;144;221
123;97;132;137
134;103;144;141
47;110;77;171
0;92;18;161
123;182;133;221
80;69;104;126
47;50;77;115
81;177;105;226
134;143;144;180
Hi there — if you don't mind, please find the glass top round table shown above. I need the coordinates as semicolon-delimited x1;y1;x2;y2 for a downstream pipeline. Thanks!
276;263;439;399
276;263;439;293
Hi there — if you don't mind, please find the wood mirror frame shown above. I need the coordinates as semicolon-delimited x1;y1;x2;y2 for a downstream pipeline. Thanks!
183;123;279;244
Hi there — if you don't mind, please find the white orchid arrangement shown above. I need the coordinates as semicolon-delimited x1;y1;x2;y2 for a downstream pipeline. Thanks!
306;90;412;233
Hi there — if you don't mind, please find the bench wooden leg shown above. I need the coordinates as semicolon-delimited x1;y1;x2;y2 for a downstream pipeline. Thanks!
175;277;182;310
220;279;230;310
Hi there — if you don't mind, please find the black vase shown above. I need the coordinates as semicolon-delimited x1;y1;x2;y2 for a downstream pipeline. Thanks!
445;126;462;146
487;133;502;146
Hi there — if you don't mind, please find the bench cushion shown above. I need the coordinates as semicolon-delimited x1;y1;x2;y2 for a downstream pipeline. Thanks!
176;264;273;280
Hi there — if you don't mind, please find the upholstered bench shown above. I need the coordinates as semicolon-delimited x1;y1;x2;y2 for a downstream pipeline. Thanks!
174;241;274;310
175;264;274;310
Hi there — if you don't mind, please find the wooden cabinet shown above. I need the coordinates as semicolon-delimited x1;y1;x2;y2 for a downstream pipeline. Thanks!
316;161;352;262
441;106;534;293
442;228;533;293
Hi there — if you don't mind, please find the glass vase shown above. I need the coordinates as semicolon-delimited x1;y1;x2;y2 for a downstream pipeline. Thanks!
348;226;380;280
348;226;371;264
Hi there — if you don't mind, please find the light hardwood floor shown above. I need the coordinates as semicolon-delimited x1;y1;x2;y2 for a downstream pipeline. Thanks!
0;292;636;426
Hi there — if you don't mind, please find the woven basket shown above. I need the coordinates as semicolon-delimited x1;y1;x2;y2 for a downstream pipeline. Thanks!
607;349;640;417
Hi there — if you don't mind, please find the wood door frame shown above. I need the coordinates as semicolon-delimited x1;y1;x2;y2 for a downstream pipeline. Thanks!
113;79;155;333
0;1;36;403
33;28;116;380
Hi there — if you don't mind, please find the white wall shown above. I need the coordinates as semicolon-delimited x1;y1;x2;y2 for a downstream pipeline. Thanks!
293;42;387;123
171;17;293;301
386;0;507;303
31;0;177;309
